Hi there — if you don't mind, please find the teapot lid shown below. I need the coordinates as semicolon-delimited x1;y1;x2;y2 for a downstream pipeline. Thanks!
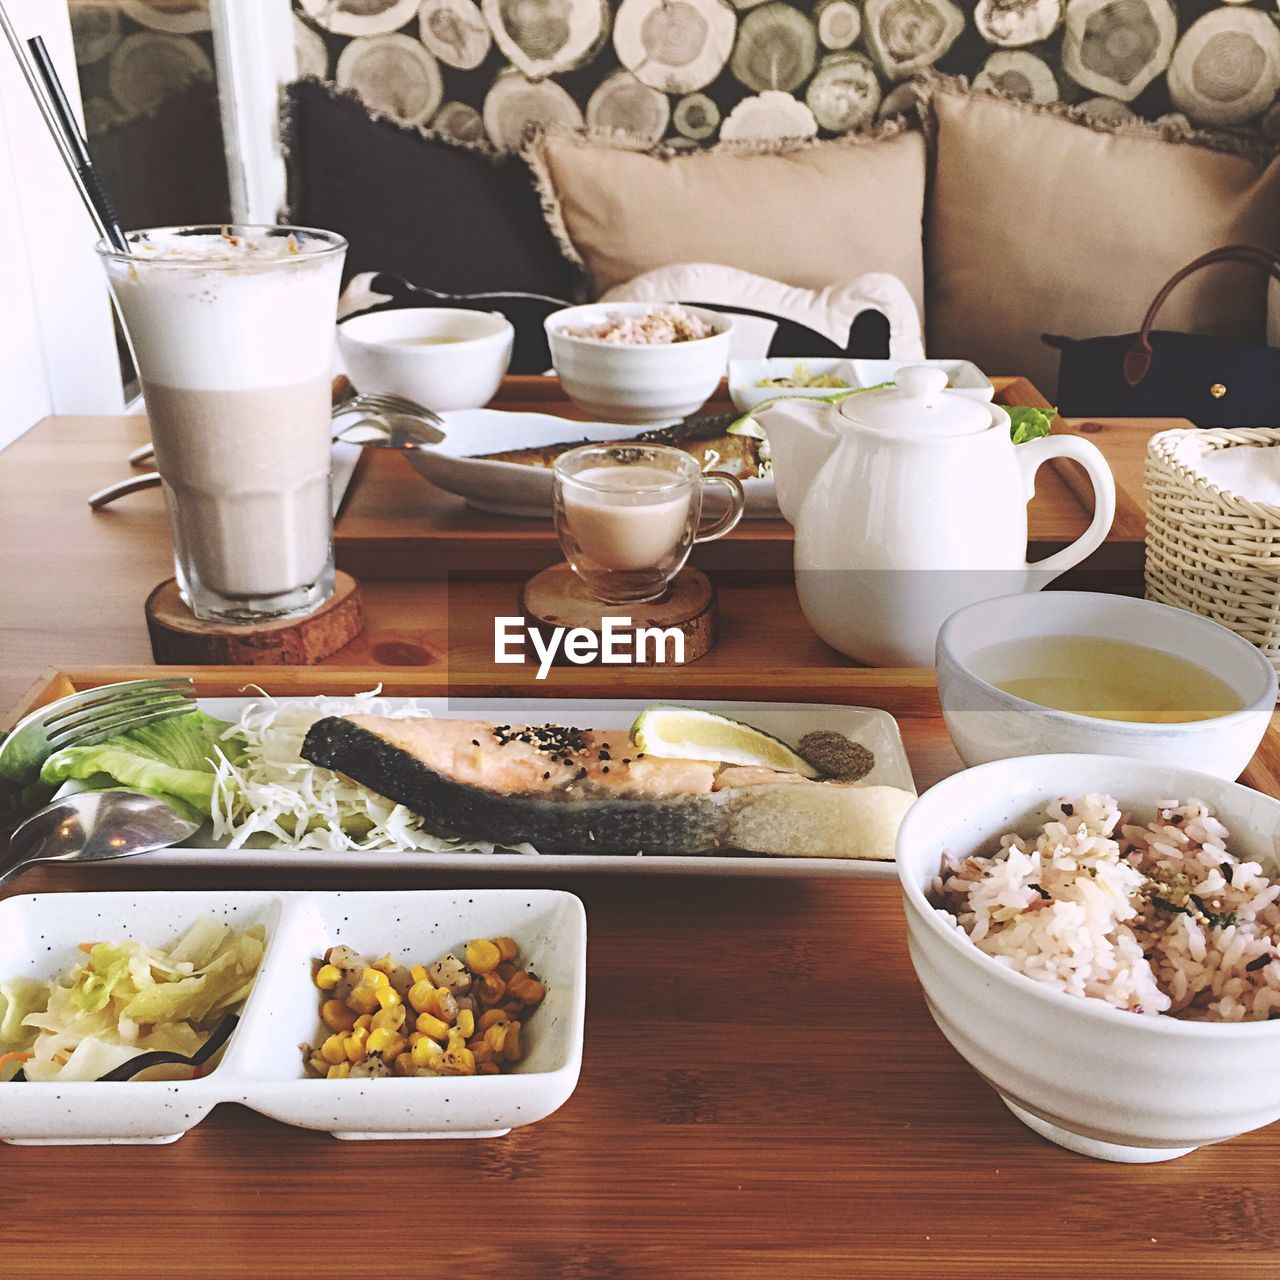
838;365;992;438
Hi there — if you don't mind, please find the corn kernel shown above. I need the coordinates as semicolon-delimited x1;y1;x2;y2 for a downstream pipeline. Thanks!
376;986;402;1011
363;1024;396;1054
504;1021;523;1062
466;939;502;974
326;1062;352;1079
509;974;546;1005
371;954;395;975
363;967;390;989
408;979;436;1013
344;1033;368;1064
494;936;518;962
320;999;357;1033
484;1023;508;1054
469;1039;494;1065
477;1009;508;1033
476;972;506;1006
411;1036;437;1068
354;1013;373;1031
314;963;342;989
439;1046;476;1076
415;1012;450;1042
394;1052;414;1077
372;1005;405;1032
346;985;379;1015
320;1033;348;1065
456;1008;475;1038
410;964;429;984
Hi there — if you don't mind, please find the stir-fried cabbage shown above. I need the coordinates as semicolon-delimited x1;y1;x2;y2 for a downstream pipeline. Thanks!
209;691;521;853
1;915;265;1083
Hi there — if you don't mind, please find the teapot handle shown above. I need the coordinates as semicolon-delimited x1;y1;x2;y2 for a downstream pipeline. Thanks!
1015;435;1116;582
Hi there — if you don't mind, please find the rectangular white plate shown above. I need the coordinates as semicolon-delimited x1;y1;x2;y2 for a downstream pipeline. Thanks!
0;889;586;1145
129;698;914;879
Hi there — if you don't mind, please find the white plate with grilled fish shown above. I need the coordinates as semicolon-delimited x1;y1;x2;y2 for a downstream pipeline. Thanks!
52;698;915;879
405;409;779;518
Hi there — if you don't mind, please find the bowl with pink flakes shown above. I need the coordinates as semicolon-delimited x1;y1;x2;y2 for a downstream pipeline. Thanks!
546;302;732;425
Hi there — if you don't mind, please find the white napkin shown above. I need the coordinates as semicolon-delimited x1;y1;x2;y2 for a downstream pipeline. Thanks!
1173;433;1280;506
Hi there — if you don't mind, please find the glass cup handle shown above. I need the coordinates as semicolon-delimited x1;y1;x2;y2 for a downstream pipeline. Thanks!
694;472;746;544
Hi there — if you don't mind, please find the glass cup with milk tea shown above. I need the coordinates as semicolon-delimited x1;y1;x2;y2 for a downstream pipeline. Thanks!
97;225;347;622
552;444;745;603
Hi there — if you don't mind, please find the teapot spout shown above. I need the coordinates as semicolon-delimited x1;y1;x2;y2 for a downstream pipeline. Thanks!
752;399;839;525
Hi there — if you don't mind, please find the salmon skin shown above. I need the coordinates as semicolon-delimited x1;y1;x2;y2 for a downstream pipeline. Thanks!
475;413;763;481
300;715;914;860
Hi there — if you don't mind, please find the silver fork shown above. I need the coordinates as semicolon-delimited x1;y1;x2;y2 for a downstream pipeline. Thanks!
127;392;446;467
0;678;197;783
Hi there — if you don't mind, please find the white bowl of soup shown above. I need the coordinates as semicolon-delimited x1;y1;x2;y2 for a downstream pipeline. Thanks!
338;308;514;412
936;592;1276;780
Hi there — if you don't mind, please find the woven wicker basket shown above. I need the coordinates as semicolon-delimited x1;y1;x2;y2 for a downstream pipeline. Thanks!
1145;428;1280;674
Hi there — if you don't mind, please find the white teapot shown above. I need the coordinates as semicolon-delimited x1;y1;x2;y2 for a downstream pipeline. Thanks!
756;365;1116;666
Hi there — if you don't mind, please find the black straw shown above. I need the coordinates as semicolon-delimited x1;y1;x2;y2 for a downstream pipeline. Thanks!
26;34;128;253
0;2;129;253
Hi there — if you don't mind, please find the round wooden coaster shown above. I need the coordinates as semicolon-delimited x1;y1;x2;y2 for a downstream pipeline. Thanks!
145;573;365;666
520;564;715;665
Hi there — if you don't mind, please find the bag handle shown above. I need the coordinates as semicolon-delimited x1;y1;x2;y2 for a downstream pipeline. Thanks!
1124;244;1280;386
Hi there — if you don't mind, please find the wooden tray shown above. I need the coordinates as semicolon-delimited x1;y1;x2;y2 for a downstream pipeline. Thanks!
6;666;1280;1274
333;375;1141;584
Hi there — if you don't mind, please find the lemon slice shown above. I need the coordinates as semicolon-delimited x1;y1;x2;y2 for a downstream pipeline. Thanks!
630;705;820;778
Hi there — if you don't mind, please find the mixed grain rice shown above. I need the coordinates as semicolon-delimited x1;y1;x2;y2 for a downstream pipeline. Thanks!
562;305;716;345
933;794;1280;1022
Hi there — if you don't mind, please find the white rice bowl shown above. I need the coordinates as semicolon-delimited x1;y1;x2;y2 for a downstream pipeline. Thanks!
896;754;1280;1162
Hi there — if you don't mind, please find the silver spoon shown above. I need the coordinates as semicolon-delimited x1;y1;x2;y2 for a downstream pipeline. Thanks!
1;791;201;888
92;411;447;511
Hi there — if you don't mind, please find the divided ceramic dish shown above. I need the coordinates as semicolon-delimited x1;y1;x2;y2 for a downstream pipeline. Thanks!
103;696;915;879
0;889;586;1145
406;408;779;518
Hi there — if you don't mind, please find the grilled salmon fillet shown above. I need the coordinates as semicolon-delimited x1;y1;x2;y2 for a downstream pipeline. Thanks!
300;715;912;859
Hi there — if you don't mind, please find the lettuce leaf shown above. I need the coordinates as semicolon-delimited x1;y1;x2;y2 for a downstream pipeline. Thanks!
0;977;48;1049
38;711;240;823
1008;405;1057;445
71;943;139;1014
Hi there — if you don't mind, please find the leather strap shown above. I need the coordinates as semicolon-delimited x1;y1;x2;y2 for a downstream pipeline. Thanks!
1123;244;1280;386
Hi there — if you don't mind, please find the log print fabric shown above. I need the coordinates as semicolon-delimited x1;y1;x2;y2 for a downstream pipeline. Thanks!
294;0;1280;145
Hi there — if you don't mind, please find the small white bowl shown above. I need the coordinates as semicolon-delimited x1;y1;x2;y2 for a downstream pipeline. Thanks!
546;302;732;424
338;308;514;412
897;752;1280;1162
727;358;857;414
937;592;1276;780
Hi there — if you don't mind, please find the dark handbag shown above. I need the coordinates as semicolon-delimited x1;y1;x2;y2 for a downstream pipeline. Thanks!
1043;244;1280;426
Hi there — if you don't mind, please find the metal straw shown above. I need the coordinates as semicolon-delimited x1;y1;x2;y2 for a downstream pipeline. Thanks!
0;3;129;253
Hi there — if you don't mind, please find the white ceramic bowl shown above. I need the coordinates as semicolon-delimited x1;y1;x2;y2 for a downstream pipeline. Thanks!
0;889;585;1144
727;358;857;413
937;592;1276;780
546;302;732;424
897;752;1280;1162
338;308;514;412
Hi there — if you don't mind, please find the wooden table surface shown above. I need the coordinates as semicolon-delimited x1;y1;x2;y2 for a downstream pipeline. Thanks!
3;387;1260;1280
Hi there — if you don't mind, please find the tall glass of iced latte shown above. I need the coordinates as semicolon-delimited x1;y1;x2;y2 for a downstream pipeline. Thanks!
98;225;347;622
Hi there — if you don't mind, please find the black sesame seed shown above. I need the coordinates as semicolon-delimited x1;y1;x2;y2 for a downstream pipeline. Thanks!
602;766;609;774
1061;803;1074;816
1247;954;1271;972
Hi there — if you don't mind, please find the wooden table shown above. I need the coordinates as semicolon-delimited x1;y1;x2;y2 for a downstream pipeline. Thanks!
6;388;1267;1280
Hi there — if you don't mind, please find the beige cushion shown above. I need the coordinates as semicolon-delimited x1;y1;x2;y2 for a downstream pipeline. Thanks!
926;83;1280;399
525;127;927;315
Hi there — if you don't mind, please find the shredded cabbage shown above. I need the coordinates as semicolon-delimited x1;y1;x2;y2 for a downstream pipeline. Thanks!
4;916;265;1083
209;690;531;854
